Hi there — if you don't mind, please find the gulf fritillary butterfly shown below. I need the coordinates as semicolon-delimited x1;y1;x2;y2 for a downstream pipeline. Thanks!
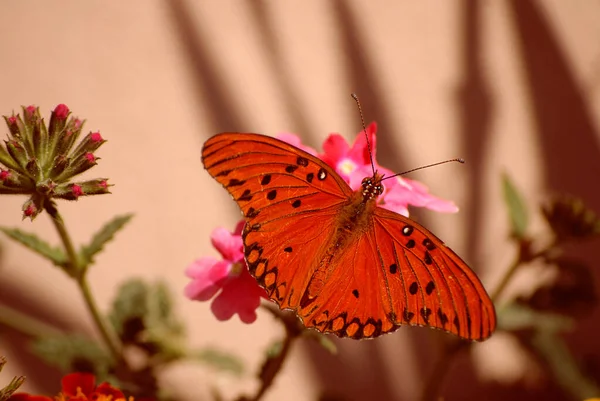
202;127;496;341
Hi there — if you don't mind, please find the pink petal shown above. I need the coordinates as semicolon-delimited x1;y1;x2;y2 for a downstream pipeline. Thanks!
233;220;245;236
276;133;318;156
320;134;350;167
383;177;458;214
184;259;231;301
210;267;267;323
210;227;243;262
348;122;377;164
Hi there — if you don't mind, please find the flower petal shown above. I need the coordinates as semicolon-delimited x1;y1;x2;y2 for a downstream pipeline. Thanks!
210;267;267;323
61;373;95;397
184;259;231;301
210;227;243;262
94;382;125;400
348;121;377;164
320;134;350;167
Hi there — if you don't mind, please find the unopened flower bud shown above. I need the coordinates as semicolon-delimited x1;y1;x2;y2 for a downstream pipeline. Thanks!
6;140;28;168
4;115;20;136
26;158;41;180
48;104;70;138
22;198;41;220
71;131;106;159
79;178;111;195
54;182;85;200
49;154;70;178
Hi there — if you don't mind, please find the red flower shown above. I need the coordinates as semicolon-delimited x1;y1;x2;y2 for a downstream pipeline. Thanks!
9;373;129;401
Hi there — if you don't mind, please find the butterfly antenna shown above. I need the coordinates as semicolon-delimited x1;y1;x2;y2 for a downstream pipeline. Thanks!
351;93;376;175
382;158;465;181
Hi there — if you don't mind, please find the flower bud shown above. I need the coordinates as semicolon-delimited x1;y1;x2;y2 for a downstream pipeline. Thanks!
54;182;85;200
48;104;70;137
70;131;106;160
25;158;41;180
49;154;70;178
4;114;20;137
78;178;111;195
542;196;600;242
22;198;41;220
6;140;28;169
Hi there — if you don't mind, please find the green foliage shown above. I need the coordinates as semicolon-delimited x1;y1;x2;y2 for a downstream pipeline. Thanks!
501;173;529;239
303;331;338;354
189;348;245;376
80;214;133;269
109;279;187;363
32;334;113;378
0;357;25;401
497;303;574;333
0;227;66;267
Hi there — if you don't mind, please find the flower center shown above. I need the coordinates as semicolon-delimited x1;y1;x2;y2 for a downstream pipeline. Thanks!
338;159;357;176
230;261;244;277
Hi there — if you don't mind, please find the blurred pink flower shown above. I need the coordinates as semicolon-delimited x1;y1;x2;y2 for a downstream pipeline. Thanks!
185;221;267;323
279;121;458;217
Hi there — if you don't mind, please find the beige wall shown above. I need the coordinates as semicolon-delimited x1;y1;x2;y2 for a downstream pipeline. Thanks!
1;1;600;400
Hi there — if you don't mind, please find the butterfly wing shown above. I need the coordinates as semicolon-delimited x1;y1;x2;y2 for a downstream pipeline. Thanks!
372;207;496;340
202;132;352;312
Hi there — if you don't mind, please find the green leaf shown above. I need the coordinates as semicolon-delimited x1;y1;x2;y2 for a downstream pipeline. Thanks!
0;227;66;266
108;279;187;364
108;278;149;336
189;348;244;376
497;303;574;332
31;334;113;377
303;331;337;354
502;173;529;239
0;357;25;401
80;214;133;267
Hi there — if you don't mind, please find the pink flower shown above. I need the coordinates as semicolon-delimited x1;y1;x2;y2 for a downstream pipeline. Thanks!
185;221;267;323
279;121;458;217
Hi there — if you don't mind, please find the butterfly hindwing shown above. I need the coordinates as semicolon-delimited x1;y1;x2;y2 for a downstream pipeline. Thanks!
373;207;496;340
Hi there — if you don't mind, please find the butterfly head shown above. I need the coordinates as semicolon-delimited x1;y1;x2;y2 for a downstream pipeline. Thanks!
361;173;384;201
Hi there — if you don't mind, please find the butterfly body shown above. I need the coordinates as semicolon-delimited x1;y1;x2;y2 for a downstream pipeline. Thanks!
202;132;496;341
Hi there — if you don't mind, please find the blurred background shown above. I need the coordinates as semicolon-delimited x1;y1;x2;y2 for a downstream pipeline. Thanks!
1;1;600;400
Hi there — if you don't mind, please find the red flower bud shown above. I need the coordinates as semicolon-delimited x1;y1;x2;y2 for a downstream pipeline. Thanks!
24;204;36;216
90;132;103;142
53;104;69;120
85;152;96;163
25;105;37;118
72;184;84;198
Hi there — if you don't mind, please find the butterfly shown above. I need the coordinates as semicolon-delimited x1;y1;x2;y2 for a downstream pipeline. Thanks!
201;130;496;341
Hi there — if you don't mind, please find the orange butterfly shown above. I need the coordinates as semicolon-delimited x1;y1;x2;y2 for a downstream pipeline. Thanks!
202;127;496;341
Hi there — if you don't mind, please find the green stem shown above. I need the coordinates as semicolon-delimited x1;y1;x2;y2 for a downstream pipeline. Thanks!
44;201;123;362
249;330;297;401
77;276;122;360
0;303;63;337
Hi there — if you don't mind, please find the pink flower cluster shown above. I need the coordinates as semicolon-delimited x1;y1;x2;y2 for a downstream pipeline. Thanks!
185;122;458;323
